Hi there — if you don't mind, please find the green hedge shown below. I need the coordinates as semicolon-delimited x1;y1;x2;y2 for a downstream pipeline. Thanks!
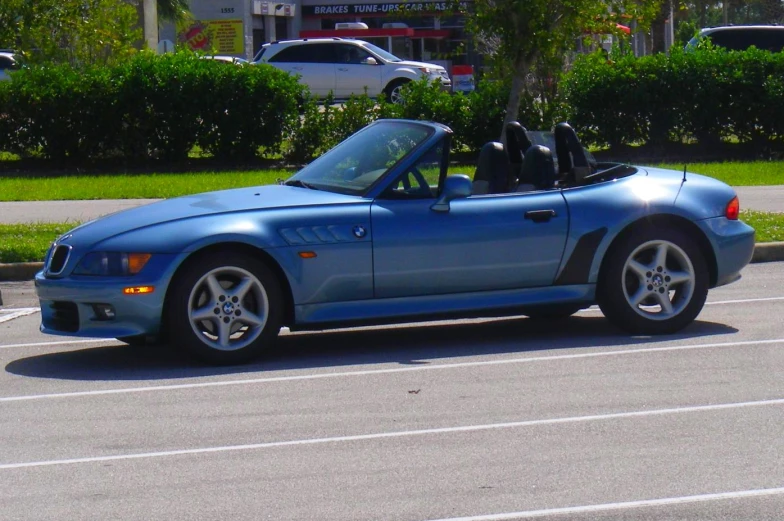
0;53;561;164
0;52;304;162
564;47;784;149
284;78;562;163
7;47;784;164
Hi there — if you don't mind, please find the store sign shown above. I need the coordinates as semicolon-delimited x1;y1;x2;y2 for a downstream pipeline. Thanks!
303;2;469;16
179;19;244;54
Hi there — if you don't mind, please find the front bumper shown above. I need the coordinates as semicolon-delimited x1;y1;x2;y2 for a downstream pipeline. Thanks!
35;254;179;338
697;217;756;288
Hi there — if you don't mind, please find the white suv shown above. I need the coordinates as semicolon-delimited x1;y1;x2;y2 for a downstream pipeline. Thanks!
0;50;21;81
253;38;451;102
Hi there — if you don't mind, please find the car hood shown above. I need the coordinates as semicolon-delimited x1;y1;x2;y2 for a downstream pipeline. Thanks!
62;185;362;248
394;60;447;72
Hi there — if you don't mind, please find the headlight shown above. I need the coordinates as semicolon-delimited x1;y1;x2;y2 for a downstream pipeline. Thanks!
73;252;152;276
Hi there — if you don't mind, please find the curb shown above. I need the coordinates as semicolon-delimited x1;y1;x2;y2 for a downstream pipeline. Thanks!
1;242;783;282
750;241;784;263
0;262;44;282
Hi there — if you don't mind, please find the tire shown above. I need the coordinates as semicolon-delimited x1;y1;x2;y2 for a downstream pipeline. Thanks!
166;251;284;365
385;79;410;104
598;227;708;335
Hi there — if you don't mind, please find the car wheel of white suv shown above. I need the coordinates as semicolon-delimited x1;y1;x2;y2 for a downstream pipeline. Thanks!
385;79;410;104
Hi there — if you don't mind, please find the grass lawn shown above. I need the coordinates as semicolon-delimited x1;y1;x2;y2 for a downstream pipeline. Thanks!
657;161;784;186
0;161;782;201
2;210;781;264
0;222;81;263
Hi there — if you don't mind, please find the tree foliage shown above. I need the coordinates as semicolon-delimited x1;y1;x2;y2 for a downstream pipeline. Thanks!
0;0;190;67
452;0;664;132
0;0;141;66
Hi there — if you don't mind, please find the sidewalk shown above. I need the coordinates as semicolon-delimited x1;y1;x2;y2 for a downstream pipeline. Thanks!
0;187;780;224
0;199;161;224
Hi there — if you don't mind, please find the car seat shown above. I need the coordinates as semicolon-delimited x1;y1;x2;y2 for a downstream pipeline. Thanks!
505;121;534;190
554;122;595;184
518;145;556;191
472;141;510;195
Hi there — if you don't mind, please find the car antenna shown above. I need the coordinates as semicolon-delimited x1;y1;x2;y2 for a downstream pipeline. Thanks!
682;164;687;182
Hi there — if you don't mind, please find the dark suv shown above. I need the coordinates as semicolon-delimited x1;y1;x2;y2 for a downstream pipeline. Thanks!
687;25;784;52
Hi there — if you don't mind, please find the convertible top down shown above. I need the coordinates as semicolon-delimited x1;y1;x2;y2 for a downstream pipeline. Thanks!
36;120;755;364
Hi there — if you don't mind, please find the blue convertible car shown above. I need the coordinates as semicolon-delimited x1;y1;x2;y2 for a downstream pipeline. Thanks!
36;120;755;364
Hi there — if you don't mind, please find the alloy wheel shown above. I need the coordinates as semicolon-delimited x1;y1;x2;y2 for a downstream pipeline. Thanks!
621;239;695;321
187;266;270;351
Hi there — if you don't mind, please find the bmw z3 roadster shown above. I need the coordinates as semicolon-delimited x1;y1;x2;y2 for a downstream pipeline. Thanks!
36;120;756;364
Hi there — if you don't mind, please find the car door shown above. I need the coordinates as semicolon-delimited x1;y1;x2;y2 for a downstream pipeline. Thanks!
333;43;382;98
267;44;336;96
370;147;570;299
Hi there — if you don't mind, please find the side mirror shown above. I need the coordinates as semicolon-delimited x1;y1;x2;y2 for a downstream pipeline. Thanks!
362;57;378;66
431;175;472;212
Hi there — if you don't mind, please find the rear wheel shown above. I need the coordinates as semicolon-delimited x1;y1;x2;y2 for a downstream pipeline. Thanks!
598;228;708;335
166;252;283;365
385;79;410;104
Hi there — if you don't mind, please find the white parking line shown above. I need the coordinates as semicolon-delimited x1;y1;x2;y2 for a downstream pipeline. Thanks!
1;396;783;470
0;339;115;350
421;486;784;520
0;307;40;324
1;338;783;403
578;295;784;312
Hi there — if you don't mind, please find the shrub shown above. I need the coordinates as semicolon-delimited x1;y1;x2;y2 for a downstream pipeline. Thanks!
197;60;303;160
564;46;784;150
0;51;304;162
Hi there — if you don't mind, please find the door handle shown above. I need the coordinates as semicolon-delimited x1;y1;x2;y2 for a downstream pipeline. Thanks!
291;66;303;71
337;67;348;72
524;209;557;223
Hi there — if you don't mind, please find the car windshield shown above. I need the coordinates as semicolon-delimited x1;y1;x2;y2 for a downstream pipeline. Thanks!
362;43;402;62
286;121;433;195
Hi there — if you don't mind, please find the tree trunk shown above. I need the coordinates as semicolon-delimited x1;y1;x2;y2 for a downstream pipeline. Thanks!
500;54;535;142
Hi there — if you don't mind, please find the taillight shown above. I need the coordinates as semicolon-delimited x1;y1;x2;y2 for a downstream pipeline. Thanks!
726;196;740;220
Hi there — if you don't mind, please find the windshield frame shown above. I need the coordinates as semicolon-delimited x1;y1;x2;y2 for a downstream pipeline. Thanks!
286;120;439;197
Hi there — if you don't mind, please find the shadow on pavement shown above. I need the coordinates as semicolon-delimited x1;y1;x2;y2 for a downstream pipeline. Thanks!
5;315;738;382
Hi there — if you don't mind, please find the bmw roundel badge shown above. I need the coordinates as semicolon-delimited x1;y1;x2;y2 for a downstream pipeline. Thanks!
352;225;367;239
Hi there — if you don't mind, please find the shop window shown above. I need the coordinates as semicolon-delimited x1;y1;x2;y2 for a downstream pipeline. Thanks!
276;17;288;40
321;18;355;30
438;15;466;28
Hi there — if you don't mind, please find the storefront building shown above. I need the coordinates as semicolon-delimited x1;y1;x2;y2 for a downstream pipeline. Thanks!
171;0;473;69
299;1;471;71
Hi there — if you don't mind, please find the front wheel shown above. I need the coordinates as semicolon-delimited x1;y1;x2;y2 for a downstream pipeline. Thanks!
166;252;283;365
598;228;708;335
385;79;410;104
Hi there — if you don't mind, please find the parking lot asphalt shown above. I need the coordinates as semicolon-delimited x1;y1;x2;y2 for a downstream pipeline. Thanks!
1;262;783;520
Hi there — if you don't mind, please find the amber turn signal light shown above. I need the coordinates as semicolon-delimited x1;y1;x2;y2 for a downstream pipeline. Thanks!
127;253;152;274
123;286;155;295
